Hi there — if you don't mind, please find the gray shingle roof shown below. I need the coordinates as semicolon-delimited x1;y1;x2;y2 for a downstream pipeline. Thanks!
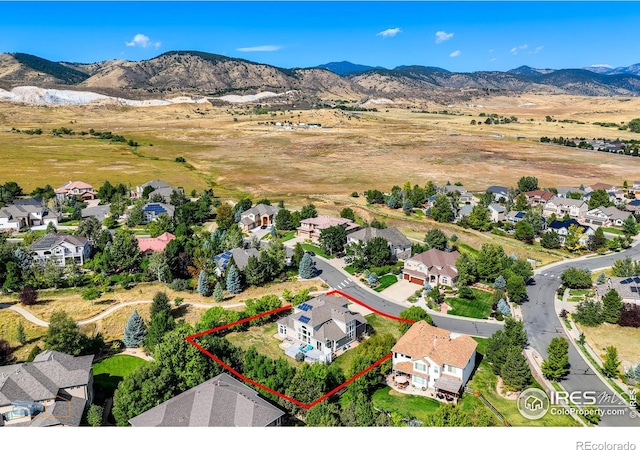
347;227;411;247
30;233;88;251
241;204;280;217
128;373;285;427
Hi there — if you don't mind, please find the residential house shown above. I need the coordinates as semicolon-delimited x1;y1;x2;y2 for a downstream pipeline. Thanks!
0;203;59;233
525;190;554;207
632;181;640;200
402;249;460;287
31;233;91;266
543;196;588;220
136;232;176;256
488;203;505;223
625;199;640;213
128;373;286;427
391;321;477;399
135;180;170;197
506;210;527;224
54;181;96;202
81;205;110;223
277;294;367;364
546;219;594;246
585;182;617;194
135;180;183;203
142;203;175;224
556;186;586;199
596;277;640;306
486;185;509;202
439;185;474;205
583;206;633;228
238;204;281;232
456;204;473;222
346;227;412;260
296;216;359;242
214;247;261;276
0;350;93;427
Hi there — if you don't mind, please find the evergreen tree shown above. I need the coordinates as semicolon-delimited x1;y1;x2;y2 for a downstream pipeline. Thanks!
15;321;26;345
596;272;607;285
86;404;104;427
226;264;242;294
623;214;637;239
244;255;265;286
292;242;305;267
635;363;640;380
455;252;477;286
430;194;454;223
602;289;623;324
298;253;317;279
150;291;171;318
542;337;570;381
123;310;147;348
424;229;448;251
497;298;511;316
213;282;224;302
144;310;175;354
501;347;532;391
197;270;212;296
504;317;528;348
540;230;561;249
493;275;507;290
602;346;620;378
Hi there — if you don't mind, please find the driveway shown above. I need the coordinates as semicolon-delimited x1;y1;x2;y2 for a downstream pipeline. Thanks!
379;278;420;304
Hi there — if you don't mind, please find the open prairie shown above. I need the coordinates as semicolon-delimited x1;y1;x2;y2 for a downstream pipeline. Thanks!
3;94;640;201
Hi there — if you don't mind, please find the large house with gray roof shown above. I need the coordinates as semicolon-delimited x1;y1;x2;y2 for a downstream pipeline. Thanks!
0;350;94;427
346;226;412;260
277;294;367;364
31;233;91;266
543;196;588;220
0;203;59;233
214;247;261;276
238;204;280;232
596;277;640;306
128;373;285;427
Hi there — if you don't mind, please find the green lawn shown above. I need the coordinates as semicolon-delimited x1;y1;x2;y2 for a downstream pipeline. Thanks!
365;313;403;340
278;230;296;242
600;227;624;236
374;274;398;292
445;288;494;319
457;243;480;256
371;386;442;422
467;340;580;427
92;354;150;404
343;265;359;275
225;322;303;368
301;243;334;259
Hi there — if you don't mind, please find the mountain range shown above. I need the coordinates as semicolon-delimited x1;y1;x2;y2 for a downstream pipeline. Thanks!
1;51;640;104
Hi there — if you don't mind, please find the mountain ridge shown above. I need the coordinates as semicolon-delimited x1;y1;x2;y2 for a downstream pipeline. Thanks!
2;51;640;103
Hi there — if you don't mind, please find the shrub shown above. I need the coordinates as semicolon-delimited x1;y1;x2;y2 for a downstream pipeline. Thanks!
170;278;190;292
458;286;475;300
619;303;640;327
82;286;102;301
295;352;305;362
174;297;184;307
19;286;38;305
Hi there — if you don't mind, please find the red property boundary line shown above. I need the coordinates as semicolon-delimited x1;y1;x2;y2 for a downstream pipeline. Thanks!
186;289;414;409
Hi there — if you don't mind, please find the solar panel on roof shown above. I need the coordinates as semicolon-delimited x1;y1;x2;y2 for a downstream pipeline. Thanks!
634;277;640;283
621;278;631;284
299;316;310;324
631;286;638;293
299;303;313;312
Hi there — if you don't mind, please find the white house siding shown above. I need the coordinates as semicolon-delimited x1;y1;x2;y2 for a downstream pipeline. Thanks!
461;350;477;385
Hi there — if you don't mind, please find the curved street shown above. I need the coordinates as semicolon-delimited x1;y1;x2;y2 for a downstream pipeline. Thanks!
523;243;640;427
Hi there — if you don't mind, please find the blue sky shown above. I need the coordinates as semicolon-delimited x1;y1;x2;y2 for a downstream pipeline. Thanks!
1;2;639;72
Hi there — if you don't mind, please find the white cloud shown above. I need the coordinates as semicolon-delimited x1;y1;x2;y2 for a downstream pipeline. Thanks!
125;34;160;49
236;45;281;52
435;31;454;44
590;64;613;68
528;45;544;54
377;28;401;38
450;50;461;58
510;44;528;55
490;57;497;62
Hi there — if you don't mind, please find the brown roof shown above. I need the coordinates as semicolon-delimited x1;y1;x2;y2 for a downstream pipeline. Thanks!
526;190;554;201
589;182;615;191
409;249;460;268
391;321;477;368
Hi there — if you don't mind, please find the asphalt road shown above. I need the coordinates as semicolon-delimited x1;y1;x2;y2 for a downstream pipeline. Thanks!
312;258;503;338
523;244;640;427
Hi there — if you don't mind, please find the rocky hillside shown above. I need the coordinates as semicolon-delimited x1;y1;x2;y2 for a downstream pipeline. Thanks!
1;51;640;104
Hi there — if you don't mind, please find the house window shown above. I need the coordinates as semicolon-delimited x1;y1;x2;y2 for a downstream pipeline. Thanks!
441;277;448;284
414;362;427;372
446;365;456;373
413;376;426;386
434;366;439;374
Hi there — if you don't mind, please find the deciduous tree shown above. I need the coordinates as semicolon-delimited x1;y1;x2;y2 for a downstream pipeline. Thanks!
542;337;570;381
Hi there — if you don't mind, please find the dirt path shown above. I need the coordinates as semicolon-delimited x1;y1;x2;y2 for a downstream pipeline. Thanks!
0;300;246;328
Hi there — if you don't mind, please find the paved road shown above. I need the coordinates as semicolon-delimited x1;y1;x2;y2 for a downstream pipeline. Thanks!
523;244;640;427
312;258;503;338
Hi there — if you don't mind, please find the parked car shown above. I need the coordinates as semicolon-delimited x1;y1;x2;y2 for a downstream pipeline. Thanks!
305;250;316;256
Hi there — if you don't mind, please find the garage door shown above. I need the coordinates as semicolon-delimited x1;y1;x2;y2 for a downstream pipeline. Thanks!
404;273;410;280
410;277;424;285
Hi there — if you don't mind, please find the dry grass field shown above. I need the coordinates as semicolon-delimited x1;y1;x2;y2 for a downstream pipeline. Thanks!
576;322;640;370
0;309;46;361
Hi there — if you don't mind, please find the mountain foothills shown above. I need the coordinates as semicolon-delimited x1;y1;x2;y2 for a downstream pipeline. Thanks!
2;51;640;102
